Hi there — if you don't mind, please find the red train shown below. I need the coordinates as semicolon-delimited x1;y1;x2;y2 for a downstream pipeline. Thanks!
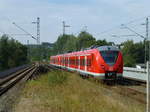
50;46;123;80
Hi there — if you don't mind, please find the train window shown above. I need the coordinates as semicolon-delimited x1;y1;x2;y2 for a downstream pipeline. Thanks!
83;59;85;66
65;58;67;65
73;59;75;65
62;58;64;64
80;59;85;66
87;59;91;66
72;58;75;65
70;59;72;65
76;59;79;66
80;59;82;66
100;51;119;66
71;59;72;65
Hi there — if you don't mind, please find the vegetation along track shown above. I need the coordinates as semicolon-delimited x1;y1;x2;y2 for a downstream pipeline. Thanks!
0;65;38;96
47;64;146;104
88;76;146;104
106;81;146;104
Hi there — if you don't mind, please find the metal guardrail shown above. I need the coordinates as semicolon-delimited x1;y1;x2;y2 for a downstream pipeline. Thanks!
0;65;30;78
123;67;147;81
124;67;146;73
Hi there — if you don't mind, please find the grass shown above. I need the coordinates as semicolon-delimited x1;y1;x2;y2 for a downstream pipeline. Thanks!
48;70;68;85
14;70;145;112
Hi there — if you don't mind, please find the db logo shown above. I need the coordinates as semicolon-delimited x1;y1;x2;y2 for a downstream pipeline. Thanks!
109;67;113;71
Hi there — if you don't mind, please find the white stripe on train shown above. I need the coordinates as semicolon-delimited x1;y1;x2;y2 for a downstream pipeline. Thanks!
50;64;122;79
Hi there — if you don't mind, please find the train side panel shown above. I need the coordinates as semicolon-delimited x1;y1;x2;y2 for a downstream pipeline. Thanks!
50;46;123;80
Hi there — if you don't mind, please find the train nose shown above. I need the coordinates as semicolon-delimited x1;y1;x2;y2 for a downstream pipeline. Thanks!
108;67;114;71
105;72;116;79
107;65;119;72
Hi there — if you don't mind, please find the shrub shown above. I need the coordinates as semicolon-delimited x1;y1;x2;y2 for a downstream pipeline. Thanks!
48;70;68;85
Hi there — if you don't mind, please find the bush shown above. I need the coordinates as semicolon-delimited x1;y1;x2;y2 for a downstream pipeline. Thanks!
48;70;68;85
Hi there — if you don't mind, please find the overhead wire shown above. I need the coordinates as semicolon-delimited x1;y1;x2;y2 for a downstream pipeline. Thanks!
98;15;150;36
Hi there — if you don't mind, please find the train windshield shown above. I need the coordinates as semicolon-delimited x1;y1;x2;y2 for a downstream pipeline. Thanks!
100;51;119;66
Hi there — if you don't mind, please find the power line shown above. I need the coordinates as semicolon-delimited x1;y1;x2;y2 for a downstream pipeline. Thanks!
125;15;150;26
121;24;145;38
99;15;150;36
12;22;37;40
8;34;30;36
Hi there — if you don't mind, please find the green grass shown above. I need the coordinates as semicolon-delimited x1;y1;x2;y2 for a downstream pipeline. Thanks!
14;70;145;112
48;70;68;85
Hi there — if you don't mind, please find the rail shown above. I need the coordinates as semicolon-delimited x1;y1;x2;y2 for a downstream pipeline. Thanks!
0;65;37;96
0;64;30;78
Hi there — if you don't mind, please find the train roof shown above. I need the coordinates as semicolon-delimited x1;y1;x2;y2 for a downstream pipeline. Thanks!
51;46;120;58
97;46;119;51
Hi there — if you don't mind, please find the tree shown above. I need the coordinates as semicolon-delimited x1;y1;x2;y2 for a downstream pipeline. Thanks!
53;34;77;54
0;35;28;71
121;40;145;67
0;35;9;70
77;31;96;50
95;39;113;46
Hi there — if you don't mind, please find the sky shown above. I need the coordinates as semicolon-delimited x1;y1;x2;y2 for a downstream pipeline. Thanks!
0;0;149;44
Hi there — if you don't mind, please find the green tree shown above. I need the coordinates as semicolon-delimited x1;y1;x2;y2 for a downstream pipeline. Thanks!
121;40;145;67
95;39;113;46
0;35;9;70
77;31;96;50
53;34;77;54
0;35;28;71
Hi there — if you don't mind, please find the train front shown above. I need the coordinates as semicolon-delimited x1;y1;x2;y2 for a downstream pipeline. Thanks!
98;46;123;80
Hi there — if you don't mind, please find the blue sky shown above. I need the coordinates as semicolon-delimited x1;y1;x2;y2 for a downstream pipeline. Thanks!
0;0;149;44
46;0;93;4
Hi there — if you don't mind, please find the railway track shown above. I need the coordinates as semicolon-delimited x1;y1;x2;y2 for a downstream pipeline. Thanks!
87;77;147;104
0;65;37;96
118;79;146;103
89;77;147;104
106;84;146;104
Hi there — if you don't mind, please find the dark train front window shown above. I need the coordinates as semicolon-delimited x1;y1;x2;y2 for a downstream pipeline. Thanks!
100;51;119;66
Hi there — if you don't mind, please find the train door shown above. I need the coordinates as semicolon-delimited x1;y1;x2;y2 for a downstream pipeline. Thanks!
72;56;75;69
63;56;65;66
75;56;78;69
65;57;67;67
85;56;87;72
67;56;69;68
57;56;60;65
80;56;85;70
87;55;92;72
70;56;73;68
78;56;80;70
60;57;61;66
68;56;71;68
